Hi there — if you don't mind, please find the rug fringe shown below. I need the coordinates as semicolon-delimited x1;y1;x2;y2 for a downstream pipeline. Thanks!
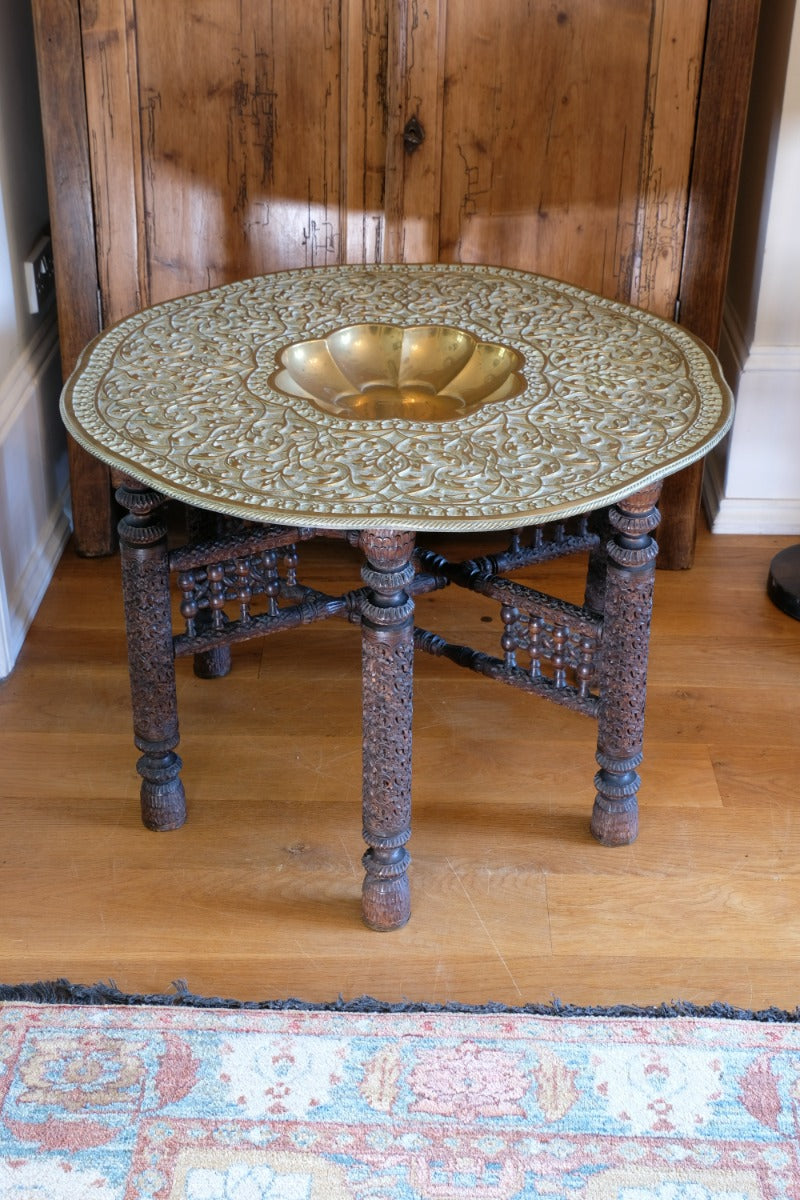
0;979;798;1021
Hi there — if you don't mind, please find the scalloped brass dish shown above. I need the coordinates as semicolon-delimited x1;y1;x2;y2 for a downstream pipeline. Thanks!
270;323;525;421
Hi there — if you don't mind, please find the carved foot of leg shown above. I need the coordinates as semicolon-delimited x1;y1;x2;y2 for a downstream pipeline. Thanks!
362;846;411;931
137;750;186;831
591;753;641;845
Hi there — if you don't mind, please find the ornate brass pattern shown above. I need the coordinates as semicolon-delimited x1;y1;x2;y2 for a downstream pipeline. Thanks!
61;264;733;532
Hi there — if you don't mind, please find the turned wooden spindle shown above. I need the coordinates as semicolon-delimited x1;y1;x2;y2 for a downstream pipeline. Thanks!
591;483;661;847
183;507;232;680
358;529;416;931
116;477;186;831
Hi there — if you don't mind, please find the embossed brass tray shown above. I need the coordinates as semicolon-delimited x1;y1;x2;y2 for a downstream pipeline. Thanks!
60;263;734;531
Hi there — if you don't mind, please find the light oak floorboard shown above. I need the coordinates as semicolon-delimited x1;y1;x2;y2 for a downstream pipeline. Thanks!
1;524;799;1009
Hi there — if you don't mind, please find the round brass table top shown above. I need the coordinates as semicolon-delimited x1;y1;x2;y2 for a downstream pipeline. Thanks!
60;263;733;532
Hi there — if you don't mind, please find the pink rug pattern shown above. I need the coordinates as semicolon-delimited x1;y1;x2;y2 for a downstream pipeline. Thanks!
1;1002;799;1198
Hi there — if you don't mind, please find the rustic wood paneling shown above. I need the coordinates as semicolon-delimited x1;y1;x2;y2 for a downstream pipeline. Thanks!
629;1;708;319
383;0;447;263
439;2;647;296
83;0;346;307
81;0;146;324
340;0;389;264
31;0;113;554
660;0;762;569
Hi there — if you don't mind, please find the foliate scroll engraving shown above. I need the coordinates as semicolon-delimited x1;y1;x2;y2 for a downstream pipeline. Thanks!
62;264;733;532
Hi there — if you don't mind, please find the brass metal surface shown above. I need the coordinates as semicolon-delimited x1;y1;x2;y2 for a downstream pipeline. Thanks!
61;263;734;532
271;323;525;421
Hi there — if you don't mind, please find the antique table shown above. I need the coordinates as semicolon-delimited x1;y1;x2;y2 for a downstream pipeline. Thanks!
61;263;733;931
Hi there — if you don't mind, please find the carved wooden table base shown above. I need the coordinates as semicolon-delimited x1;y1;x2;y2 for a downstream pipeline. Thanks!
62;263;732;932
115;477;661;931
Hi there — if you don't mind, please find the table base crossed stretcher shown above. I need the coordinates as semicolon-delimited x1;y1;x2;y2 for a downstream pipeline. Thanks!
61;264;733;931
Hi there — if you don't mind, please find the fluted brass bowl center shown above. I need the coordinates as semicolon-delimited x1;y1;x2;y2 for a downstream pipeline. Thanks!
270;323;525;421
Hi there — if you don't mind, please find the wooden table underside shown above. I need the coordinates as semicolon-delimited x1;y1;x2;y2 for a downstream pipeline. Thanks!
116;475;662;931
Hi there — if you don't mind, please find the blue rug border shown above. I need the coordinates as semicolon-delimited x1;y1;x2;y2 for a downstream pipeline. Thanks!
1;979;798;1022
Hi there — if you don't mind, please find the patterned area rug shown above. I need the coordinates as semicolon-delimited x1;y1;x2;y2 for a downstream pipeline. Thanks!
1;986;800;1198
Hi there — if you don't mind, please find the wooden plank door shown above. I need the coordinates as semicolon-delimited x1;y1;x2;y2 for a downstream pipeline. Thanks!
80;0;352;320
81;0;707;316
386;0;708;323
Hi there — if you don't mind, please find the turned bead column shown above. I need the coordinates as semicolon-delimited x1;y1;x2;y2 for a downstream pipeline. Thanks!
359;529;416;931
116;477;186;831
183;505;232;680
591;483;661;846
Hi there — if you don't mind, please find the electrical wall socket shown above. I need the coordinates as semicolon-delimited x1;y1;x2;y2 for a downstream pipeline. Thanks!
24;234;55;315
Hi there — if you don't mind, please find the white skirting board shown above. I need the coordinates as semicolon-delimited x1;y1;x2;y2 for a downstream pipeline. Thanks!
705;305;800;536
703;449;800;534
0;316;71;678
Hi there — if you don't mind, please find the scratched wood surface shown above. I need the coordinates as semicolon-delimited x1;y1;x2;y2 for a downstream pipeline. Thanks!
437;0;707;316
30;0;111;552
80;0;706;314
2;526;799;1008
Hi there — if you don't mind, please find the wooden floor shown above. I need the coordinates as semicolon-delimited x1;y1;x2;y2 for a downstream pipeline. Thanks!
1;522;799;1009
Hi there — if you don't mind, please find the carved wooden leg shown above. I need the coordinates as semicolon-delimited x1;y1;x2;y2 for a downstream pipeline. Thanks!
359;529;416;931
584;508;611;612
591;483;661;846
183;504;232;680
117;479;186;831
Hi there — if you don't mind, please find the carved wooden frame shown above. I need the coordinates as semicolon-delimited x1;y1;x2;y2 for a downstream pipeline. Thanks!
114;486;662;931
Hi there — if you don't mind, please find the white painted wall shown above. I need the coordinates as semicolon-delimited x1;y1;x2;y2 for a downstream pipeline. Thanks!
707;0;800;534
0;1;70;676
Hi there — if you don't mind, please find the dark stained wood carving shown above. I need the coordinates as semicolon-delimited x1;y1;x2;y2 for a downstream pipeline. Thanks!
106;492;674;929
358;529;416;932
591;484;662;847
116;478;186;831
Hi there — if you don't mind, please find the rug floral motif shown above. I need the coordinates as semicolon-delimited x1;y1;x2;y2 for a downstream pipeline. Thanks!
1;1002;799;1198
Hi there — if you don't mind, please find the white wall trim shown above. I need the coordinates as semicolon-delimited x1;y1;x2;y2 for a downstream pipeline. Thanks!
0;549;12;677
704;445;800;533
744;345;800;374
2;487;71;675
0;313;70;678
0;314;58;440
721;300;800;377
713;298;800;526
710;497;800;536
